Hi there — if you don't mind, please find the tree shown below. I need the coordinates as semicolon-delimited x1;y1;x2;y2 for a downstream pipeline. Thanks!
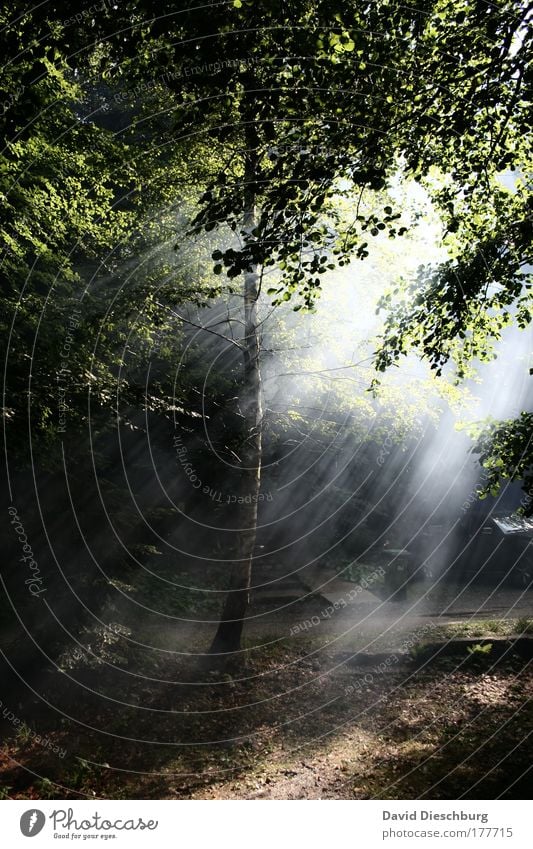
0;6;143;461
96;0;429;652
5;0;531;653
0;4;221;461
78;0;531;653
372;1;532;507
468;412;533;516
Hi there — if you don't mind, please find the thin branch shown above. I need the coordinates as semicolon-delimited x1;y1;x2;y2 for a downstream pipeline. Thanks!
154;301;245;350
269;357;374;378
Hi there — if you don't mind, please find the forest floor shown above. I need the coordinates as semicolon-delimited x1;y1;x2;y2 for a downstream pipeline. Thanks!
1;607;533;800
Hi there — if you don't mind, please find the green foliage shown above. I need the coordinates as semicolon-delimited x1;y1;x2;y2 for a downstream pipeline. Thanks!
2;0;531;497
468;413;533;511
0;4;232;463
467;642;493;657
375;172;531;380
35;777;57;799
0;10;135;456
516;617;533;635
408;643;427;662
86;0;449;301
15;722;33;745
341;561;385;587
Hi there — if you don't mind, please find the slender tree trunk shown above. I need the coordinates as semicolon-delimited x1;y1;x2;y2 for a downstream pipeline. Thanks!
210;157;262;656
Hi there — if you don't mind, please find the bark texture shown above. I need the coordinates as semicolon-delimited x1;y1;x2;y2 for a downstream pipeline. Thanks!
210;156;262;655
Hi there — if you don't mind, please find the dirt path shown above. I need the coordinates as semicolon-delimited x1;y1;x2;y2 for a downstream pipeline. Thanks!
186;651;533;800
2;564;533;801
2;631;532;800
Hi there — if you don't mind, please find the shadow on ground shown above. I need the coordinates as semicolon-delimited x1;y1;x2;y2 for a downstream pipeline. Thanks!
1;621;532;800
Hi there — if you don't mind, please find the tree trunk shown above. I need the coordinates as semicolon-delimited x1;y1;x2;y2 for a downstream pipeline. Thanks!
209;158;262;656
